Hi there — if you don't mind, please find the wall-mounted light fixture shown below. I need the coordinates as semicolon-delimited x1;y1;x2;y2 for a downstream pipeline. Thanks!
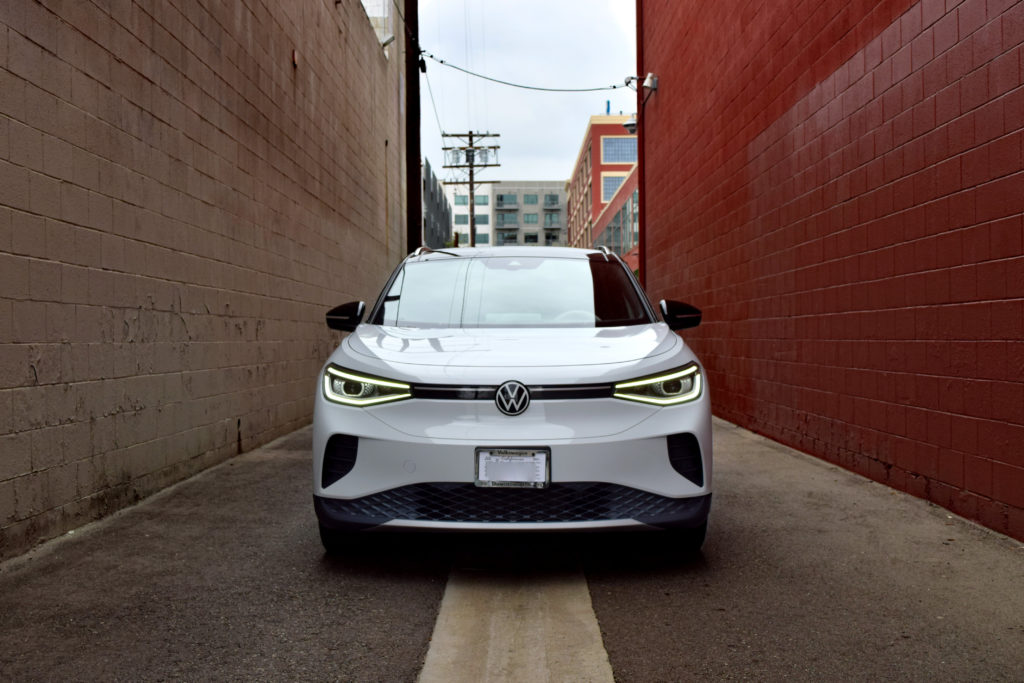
623;114;638;134
625;73;658;106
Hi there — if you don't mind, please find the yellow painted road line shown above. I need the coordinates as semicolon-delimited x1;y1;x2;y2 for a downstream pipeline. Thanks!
419;570;615;683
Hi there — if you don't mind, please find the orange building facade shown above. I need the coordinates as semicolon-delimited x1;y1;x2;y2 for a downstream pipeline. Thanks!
566;115;637;250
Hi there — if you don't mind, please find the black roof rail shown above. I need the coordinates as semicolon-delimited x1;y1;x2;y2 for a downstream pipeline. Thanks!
410;246;462;259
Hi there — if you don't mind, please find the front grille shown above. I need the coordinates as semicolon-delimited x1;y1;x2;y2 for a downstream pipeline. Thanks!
411;383;612;400
318;482;700;524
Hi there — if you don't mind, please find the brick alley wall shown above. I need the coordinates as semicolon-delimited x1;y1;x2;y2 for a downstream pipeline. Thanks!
641;0;1024;540
0;0;407;559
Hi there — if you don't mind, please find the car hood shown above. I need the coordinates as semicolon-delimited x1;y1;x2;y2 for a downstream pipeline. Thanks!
338;324;689;384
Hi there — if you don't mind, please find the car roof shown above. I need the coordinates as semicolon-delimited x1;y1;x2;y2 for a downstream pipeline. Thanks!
410;246;610;261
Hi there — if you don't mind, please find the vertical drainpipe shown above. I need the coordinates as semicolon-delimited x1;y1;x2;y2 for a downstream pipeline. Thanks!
405;0;422;253
636;0;647;289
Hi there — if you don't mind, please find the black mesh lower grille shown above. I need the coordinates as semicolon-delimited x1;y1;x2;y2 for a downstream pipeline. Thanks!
318;482;702;524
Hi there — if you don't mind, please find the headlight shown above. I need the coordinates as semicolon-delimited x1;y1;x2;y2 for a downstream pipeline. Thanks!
613;364;702;406
323;365;411;406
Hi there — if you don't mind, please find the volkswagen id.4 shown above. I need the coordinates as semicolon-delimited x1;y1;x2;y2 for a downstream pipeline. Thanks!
313;246;712;552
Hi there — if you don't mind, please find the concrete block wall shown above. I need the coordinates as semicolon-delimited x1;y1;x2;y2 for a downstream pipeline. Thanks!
641;0;1024;540
0;0;407;559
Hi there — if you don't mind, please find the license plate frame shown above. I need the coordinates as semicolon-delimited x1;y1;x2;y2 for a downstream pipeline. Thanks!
474;447;550;489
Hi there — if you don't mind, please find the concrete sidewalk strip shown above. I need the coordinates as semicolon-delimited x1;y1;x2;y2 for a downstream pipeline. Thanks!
419;569;615;683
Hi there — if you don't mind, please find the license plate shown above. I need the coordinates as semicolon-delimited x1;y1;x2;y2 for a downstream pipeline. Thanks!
475;448;550;489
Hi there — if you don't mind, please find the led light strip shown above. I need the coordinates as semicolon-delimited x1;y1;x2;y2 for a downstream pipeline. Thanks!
326;366;411;389
614;365;698;389
323;366;412;406
613;366;702;406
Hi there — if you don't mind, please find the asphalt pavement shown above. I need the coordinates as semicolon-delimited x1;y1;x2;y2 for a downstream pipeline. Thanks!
1;421;1021;681
586;422;1024;681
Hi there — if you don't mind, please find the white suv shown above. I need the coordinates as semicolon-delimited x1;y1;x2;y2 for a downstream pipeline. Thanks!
313;247;712;552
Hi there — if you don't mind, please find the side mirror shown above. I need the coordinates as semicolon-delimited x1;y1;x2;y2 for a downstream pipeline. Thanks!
326;301;365;332
659;300;702;330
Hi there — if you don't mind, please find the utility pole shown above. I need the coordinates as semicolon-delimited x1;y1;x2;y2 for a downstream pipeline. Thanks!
442;131;500;246
404;0;421;253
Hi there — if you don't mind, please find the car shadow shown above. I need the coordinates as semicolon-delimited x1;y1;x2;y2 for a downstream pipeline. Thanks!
316;530;710;578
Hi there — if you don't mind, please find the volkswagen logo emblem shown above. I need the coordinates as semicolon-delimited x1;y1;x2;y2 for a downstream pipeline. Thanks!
495;381;530;416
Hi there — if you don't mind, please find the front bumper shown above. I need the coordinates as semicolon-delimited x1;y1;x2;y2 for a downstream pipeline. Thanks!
313;385;713;532
315;487;712;531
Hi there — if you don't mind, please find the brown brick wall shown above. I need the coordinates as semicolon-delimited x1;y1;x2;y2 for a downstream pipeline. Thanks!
0;0;408;559
642;0;1024;540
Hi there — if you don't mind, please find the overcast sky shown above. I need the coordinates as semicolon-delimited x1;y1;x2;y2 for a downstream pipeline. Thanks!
417;0;637;184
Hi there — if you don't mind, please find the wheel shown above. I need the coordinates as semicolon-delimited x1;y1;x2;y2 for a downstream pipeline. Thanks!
319;524;350;555
668;521;707;555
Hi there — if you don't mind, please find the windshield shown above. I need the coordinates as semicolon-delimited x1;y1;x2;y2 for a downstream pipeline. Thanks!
371;255;652;328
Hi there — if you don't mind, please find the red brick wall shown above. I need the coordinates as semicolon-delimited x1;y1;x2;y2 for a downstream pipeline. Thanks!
641;0;1024;540
0;0;407;559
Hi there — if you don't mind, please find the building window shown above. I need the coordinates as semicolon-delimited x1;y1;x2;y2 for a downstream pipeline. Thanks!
544;213;561;227
544;194;559;207
524;233;539;244
454;195;469;205
455;214;468;225
601;136;637;164
475;195;489;206
524;213;538;225
476;233;490;245
630;190;639;248
524;194;538;205
545;231;559;246
496;194;518;207
475;214;489;225
601;174;627;202
496;214;518;227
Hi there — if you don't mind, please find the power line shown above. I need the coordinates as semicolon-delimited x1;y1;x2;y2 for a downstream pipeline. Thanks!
423;68;445;139
421;51;630;93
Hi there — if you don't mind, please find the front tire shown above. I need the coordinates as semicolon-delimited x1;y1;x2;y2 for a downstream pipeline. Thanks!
319;524;349;555
669;520;707;555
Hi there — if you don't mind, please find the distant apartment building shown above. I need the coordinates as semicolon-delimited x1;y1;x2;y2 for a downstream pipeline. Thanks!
566;115;637;250
492;181;567;246
445;181;567;247
421;159;452;248
445;184;492;247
